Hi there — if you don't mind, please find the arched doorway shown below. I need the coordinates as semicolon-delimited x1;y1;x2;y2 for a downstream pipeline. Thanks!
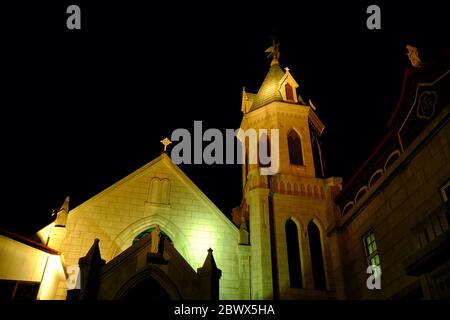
80;232;219;300
122;276;170;302
114;266;182;300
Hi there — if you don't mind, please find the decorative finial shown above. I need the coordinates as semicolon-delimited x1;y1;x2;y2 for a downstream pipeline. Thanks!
160;137;172;152
406;45;423;68
265;35;280;65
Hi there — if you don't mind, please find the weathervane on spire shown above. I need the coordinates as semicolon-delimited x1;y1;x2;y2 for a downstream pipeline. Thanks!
265;35;280;65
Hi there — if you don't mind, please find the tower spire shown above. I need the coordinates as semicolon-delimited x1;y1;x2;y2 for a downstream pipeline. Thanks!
54;196;70;227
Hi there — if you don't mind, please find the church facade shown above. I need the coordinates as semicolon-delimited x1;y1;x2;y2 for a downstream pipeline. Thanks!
0;46;448;300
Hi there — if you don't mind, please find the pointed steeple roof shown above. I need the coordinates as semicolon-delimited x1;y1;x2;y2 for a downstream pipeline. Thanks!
251;63;286;110
59;196;70;213
248;41;305;111
54;196;70;227
201;248;217;271
197;248;221;277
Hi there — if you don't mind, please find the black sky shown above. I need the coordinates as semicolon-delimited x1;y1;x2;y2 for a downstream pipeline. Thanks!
2;1;449;235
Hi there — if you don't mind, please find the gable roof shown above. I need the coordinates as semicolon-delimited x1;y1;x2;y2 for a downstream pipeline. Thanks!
68;152;238;234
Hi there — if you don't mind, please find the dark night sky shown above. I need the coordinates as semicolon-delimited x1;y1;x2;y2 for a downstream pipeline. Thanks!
2;1;449;235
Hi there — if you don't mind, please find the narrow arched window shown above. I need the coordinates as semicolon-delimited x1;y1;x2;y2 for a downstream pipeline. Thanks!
245;141;250;178
148;178;171;204
288;130;303;165
286;219;302;288
160;179;170;204
308;221;326;290
285;83;294;101
258;133;271;168
149;178;160;203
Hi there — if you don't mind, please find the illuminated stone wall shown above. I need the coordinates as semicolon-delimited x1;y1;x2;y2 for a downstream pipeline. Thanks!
0;235;48;282
335;114;449;299
0;235;66;299
271;185;339;299
240;98;342;299
53;153;240;299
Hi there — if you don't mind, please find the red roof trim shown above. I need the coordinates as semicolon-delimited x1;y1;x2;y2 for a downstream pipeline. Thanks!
388;48;450;127
0;227;60;255
387;67;414;128
336;49;450;204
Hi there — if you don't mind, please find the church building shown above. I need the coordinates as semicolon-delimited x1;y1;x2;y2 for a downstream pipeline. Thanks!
0;44;448;300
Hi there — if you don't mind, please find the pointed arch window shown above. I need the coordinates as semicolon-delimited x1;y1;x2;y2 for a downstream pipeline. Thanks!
133;227;172;245
288;130;304;166
286;219;303;288
285;82;294;101
245;141;250;178
258;133;271;168
308;221;326;290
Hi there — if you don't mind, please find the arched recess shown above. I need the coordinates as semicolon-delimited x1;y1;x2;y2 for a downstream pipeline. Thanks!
354;186;368;203
285;218;303;288
258;132;271;168
300;184;306;196
148;177;171;205
160;179;171;204
287;129;304;166
313;186;319;198
384;150;401;172
132;227;172;245
245;140;249;179
307;185;312;197
111;215;193;266
149;178;160;203
308;220;327;290
114;264;182;300
285;82;294;101
279;181;285;193
286;182;292;194
293;183;299;195
368;169;384;189
342;202;354;216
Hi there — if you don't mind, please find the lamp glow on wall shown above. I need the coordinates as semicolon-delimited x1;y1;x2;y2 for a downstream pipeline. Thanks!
37;255;66;300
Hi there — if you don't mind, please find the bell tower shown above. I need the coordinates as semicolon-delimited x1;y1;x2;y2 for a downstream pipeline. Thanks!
234;41;342;299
